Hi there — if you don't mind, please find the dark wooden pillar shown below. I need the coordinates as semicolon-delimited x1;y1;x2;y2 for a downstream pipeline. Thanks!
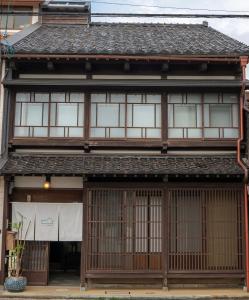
162;181;168;290
80;178;88;290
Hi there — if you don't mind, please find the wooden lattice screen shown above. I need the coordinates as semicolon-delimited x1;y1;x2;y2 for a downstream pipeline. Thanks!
87;189;163;271
22;241;49;285
168;187;243;272
87;186;243;274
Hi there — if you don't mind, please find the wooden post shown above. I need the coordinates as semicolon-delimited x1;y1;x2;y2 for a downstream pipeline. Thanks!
80;177;88;290
162;183;168;290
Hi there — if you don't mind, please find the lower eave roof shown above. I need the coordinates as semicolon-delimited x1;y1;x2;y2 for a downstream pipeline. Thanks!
0;153;243;176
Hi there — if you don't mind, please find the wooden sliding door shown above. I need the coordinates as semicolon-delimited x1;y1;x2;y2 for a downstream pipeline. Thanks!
86;189;163;272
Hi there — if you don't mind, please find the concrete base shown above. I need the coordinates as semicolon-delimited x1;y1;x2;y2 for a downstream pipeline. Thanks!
0;286;248;299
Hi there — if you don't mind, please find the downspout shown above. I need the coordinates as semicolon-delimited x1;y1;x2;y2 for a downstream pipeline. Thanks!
237;56;249;291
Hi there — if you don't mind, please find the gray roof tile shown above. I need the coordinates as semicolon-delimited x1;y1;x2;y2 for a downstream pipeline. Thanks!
8;23;249;56
0;153;243;176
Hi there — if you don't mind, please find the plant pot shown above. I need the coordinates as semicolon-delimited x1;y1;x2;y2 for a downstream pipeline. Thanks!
4;276;27;292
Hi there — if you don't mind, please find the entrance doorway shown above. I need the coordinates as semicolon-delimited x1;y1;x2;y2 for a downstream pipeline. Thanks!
49;242;81;286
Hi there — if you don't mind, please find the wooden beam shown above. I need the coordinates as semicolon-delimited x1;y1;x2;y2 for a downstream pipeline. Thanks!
3;53;242;62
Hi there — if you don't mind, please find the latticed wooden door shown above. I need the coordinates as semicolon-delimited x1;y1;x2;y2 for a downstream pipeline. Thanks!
22;241;49;285
87;189;163;271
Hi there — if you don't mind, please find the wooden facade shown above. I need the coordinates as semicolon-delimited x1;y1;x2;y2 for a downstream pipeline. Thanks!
4;181;244;288
0;5;249;288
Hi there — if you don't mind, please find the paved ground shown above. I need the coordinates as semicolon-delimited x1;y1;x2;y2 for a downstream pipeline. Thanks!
1;286;249;300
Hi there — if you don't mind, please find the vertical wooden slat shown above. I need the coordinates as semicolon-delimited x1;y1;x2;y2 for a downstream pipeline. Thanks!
168;185;243;273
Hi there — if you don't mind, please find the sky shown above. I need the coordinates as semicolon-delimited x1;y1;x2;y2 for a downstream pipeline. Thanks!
90;0;249;78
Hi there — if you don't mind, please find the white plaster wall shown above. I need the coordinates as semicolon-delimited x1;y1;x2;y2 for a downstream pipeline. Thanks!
15;176;83;189
0;177;5;272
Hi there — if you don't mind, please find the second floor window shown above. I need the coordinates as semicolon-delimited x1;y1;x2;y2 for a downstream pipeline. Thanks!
90;93;161;138
14;92;85;138
13;91;239;140
168;93;239;139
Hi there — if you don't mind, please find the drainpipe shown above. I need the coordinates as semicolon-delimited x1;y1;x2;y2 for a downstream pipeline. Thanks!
237;56;249;291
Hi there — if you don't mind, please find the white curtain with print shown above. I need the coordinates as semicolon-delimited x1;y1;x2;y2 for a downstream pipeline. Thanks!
12;202;36;241
35;203;60;241
59;203;83;241
12;203;83;241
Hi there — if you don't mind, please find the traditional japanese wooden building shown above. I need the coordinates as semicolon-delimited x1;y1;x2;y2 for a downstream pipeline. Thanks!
1;1;249;290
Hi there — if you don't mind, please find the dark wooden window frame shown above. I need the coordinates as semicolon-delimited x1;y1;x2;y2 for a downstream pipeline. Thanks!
9;90;240;147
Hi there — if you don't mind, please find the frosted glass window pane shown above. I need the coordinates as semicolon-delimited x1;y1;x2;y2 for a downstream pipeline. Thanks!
90;128;105;137
204;128;219;138
33;127;48;137
14;127;29;137
127;94;142;103
168;104;174;127
187;93;201;104
127;128;142;138
43;104;48;126
147;94;161;103
21;103;43;126
70;93;84;103
57;103;78;126
168;94;182;103
69;127;84;137
16;93;30;102
35;93;49;102
15;103;21;126
50;103;56;126
168;128;183;138
204;93;219;103
174;105;196;127
127;104;133;127
204;105;210;127
110;128;125;138
91;94;106;103
196;105;202;127
187;129;202;138
232;105;239;127
91;104;97;127
224;129;239;138
50;127;64;137
210;105;232;127
51;93;65;102
132;104;154;127
78;104;84;126
156;105;161;127
97;104;120;127
110;94;125;103
223;93;238;104
146;128;161;138
119;104;125;126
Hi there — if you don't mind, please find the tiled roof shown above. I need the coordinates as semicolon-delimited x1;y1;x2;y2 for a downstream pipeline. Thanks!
0;153;243;176
7;23;249;56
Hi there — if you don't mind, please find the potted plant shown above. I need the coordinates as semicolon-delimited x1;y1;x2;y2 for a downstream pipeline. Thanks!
4;214;30;292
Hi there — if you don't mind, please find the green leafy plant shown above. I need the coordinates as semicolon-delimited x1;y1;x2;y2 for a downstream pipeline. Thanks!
9;213;31;277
